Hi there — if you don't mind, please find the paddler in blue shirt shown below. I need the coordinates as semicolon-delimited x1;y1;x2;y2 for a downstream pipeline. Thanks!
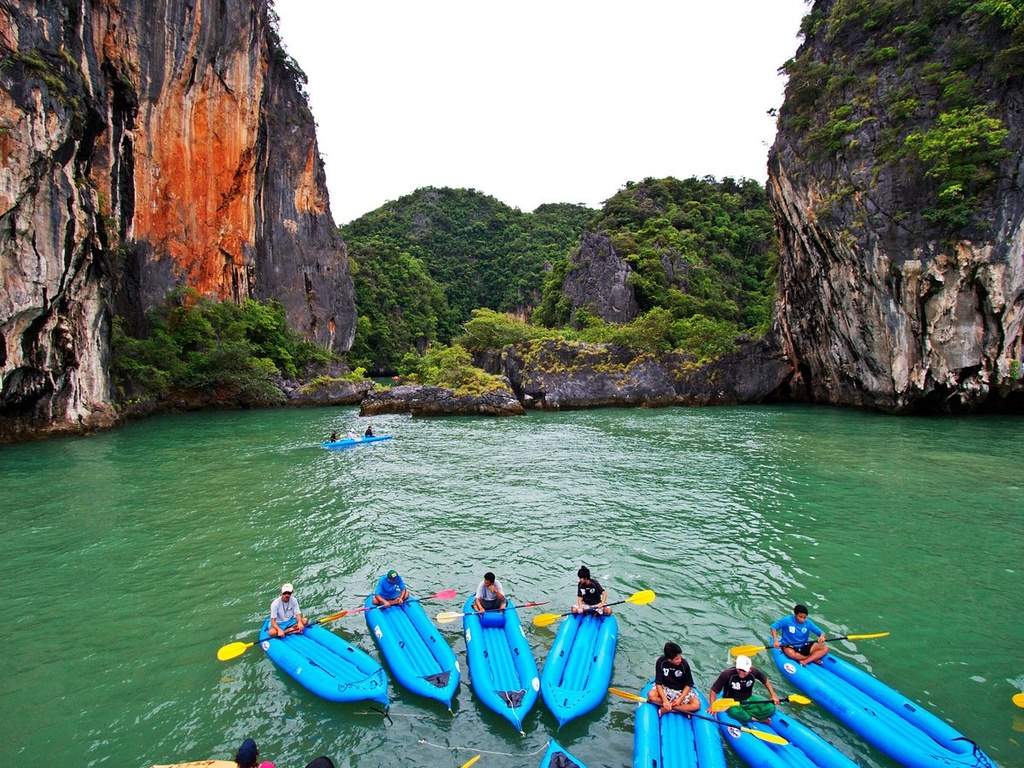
372;569;408;607
269;582;307;638
770;603;829;665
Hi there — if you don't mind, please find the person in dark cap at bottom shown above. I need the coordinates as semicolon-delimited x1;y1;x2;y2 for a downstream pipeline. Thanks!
234;739;264;768
304;758;336;768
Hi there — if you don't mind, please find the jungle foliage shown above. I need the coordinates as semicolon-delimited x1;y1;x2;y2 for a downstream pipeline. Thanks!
341;187;594;368
533;176;777;360
111;288;331;404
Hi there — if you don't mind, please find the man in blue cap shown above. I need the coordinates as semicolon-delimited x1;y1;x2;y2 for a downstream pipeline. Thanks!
372;569;408;607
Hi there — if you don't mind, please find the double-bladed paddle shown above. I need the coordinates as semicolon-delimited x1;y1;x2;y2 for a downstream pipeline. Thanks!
729;632;890;657
607;687;788;745
710;693;812;712
216;588;458;661
532;589;656;627
435;601;550;624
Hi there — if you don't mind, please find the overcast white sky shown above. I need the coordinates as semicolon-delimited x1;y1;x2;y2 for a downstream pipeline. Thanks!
272;1;810;225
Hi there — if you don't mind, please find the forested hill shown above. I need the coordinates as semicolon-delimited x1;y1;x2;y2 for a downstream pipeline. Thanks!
340;188;594;373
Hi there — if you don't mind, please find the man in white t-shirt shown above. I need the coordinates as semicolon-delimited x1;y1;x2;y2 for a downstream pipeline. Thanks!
269;582;307;638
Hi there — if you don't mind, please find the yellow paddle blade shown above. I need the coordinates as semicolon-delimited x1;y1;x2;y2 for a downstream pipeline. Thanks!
317;609;349;624
1014;692;1024;708
533;613;561;627
459;756;481;768
711;698;739;712
729;644;767;657
847;632;890;640
788;693;812;705
435;611;464;624
608;687;646;703
625;589;656;605
741;726;787;745
216;641;253;661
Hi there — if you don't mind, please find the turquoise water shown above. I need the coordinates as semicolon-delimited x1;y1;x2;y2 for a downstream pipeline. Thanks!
1;405;1022;768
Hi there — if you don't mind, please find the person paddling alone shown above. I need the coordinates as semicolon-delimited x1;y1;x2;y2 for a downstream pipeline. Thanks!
269;582;307;638
771;603;829;666
708;654;779;724
648;641;700;716
572;566;611;616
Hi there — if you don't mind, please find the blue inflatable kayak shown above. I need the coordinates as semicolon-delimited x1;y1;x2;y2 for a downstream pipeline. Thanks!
321;434;393;449
715;705;857;768
633;683;726;768
540;612;617;726
363;594;460;708
462;596;540;733
540;738;586;767
257;618;389;706
770;646;997;767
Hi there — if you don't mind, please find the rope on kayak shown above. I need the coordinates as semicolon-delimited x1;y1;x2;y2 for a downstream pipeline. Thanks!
952;737;996;767
417;739;547;759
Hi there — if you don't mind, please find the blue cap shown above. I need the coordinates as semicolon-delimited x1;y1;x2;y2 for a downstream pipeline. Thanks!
236;738;258;765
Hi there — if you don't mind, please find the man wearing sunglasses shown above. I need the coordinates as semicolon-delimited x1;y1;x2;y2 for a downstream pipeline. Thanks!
269;582;307;638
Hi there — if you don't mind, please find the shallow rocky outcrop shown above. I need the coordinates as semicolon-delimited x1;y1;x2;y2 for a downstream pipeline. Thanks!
360;384;526;417
284;377;375;406
483;336;796;410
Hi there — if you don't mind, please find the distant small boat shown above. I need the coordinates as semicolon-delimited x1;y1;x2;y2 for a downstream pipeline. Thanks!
321;434;393;449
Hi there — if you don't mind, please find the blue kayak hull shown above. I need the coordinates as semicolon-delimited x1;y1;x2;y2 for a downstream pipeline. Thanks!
321;434;393;449
633;683;726;768
770;646;997;768
715;706;857;768
363;594;460;707
257;619;389;706
540;738;587;767
462;596;540;733
540;612;617;726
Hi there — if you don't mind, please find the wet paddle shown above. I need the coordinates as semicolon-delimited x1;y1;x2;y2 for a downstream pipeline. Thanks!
532;589;656;627
216;588;458;661
710;693;812;712
729;632;890;657
435;601;550;624
1014;692;1024;708
607;688;788;745
459;756;481;768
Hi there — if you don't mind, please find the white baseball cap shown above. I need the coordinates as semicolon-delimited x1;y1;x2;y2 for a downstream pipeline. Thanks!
736;654;753;672
281;583;294;594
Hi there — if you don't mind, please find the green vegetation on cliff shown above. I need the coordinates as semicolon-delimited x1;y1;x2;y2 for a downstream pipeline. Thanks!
781;0;1021;232
111;289;331;404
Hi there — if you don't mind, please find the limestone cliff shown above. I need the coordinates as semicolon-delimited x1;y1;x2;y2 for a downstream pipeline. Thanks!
769;0;1024;413
0;0;355;440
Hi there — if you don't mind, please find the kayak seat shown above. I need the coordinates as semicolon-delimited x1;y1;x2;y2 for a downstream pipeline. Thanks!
479;611;506;628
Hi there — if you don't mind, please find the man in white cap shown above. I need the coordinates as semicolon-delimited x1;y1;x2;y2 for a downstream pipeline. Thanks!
707;654;780;724
269;582;307;638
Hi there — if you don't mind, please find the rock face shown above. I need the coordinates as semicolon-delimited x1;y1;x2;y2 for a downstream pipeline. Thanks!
0;0;355;440
769;0;1024;413
561;230;639;324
